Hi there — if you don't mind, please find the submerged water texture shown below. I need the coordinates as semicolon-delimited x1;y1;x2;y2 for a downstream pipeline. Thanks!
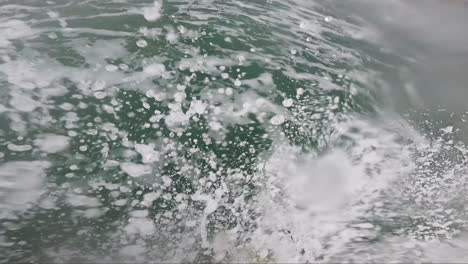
1;0;468;262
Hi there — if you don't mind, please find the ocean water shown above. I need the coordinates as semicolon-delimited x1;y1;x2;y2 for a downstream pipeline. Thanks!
1;0;468;262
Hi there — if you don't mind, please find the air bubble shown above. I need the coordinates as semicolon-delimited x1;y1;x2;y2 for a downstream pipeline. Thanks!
136;39;148;48
270;115;285;125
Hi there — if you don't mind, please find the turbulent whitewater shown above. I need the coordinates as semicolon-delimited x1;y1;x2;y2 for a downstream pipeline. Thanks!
1;0;468;263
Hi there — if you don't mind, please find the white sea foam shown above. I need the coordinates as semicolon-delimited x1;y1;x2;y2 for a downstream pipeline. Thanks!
142;1;162;22
134;144;160;163
34;134;70;153
0;161;51;218
120;162;152;178
0;0;466;263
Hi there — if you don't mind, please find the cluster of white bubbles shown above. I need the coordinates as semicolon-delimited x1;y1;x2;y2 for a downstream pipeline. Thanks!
0;0;468;263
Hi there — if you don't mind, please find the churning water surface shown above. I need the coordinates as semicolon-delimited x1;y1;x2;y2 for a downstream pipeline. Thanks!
1;0;468;262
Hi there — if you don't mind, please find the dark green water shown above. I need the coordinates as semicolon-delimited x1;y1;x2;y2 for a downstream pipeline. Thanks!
1;0;468;263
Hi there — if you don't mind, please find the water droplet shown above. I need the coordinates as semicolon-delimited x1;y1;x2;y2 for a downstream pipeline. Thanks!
119;63;129;71
177;25;187;34
47;11;59;18
48;32;57;39
92;80;106;91
105;64;119;72
174;92;186;102
270;115;285;125
136;39;148;48
282;98;294;107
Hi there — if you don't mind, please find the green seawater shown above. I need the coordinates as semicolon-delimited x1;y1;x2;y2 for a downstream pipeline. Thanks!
1;0;468;263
